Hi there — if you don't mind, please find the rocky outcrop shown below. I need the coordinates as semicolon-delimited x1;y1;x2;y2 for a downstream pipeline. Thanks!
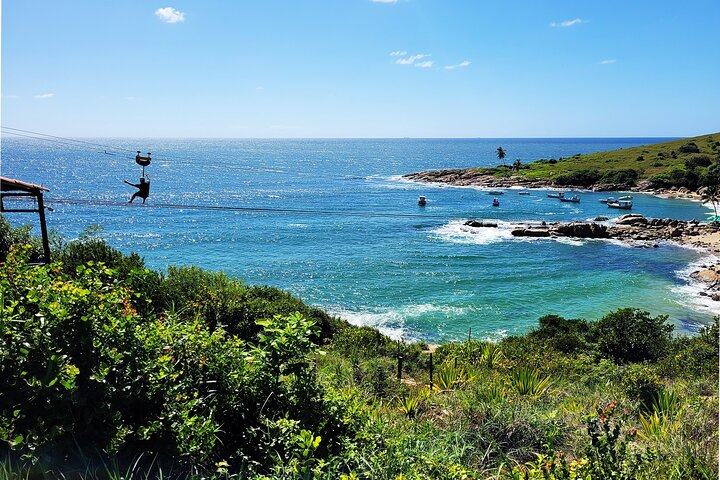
464;220;497;228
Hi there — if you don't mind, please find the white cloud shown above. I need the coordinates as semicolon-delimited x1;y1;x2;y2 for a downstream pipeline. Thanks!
444;60;471;70
155;7;185;23
415;61;434;68
390;51;407;56
550;18;586;28
598;59;617;64
34;93;55;99
395;54;430;65
371;0;397;3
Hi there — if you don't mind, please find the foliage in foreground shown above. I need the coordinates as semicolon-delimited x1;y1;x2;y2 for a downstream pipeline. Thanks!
0;222;718;478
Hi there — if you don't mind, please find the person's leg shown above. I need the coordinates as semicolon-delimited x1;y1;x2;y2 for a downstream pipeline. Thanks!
129;192;138;203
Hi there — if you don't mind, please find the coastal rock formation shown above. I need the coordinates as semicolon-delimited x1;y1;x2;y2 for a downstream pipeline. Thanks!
464;220;497;228
465;216;720;300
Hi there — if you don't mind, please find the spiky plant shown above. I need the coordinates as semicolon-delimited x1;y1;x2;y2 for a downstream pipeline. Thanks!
507;367;551;396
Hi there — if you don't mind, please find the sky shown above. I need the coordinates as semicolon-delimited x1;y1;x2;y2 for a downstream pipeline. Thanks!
1;0;719;138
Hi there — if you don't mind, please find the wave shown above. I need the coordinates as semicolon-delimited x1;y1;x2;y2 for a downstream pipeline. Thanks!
429;219;590;247
328;303;471;341
672;252;720;316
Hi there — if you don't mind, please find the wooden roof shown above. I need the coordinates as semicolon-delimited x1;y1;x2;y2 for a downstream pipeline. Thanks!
0;176;49;193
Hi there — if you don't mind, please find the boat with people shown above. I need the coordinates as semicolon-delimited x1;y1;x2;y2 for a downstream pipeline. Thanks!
488;190;504;195
518;191;530;195
607;199;632;210
559;195;581;203
492;198;500;207
418;195;427;206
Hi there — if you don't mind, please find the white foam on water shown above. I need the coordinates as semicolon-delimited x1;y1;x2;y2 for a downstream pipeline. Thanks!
287;223;308;228
429;219;514;245
329;303;470;341
672;251;720;316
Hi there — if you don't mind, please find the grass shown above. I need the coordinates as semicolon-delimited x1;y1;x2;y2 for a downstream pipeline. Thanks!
498;132;720;183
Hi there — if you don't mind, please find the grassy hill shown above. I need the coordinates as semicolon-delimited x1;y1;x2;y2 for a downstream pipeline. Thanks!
489;133;720;190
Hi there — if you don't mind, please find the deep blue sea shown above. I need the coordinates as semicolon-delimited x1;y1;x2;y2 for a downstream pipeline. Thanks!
2;137;718;341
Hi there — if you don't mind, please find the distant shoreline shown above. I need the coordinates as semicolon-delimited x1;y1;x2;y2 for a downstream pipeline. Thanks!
402;169;705;202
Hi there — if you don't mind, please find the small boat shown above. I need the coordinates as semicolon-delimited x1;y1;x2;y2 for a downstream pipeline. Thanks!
559;195;581;203
518;191;530;195
618;195;633;201
492;198;500;207
418;196;427;206
599;196;616;204
488;190;504;195
608;200;632;210
547;192;563;198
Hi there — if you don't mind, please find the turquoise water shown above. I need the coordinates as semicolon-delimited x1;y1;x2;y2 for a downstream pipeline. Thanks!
2;137;717;341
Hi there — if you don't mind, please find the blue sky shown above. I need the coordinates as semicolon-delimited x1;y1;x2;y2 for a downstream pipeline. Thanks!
2;1;719;138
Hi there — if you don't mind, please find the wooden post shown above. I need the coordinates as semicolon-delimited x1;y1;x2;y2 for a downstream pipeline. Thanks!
454;357;458;370
36;192;51;263
468;327;472;343
429;353;434;387
397;355;404;380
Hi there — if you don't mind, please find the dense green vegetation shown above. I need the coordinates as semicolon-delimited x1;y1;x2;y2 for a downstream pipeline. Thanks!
479;133;720;190
1;217;718;479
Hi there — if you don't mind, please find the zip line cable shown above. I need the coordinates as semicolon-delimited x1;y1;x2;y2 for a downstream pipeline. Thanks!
1;126;135;154
1;126;406;182
47;197;456;220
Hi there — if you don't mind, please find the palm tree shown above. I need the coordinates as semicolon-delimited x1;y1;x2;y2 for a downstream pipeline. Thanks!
702;183;719;219
496;147;506;168
513;159;522;172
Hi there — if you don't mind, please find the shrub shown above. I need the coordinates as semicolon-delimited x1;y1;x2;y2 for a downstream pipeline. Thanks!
685;154;713;169
599;169;640;186
554;169;602;187
0;216;47;263
619;363;663;408
591;308;673;363
678;142;700;154
649;167;700;190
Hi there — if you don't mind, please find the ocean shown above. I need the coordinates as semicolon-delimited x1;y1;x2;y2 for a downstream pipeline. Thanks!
2;137;718;341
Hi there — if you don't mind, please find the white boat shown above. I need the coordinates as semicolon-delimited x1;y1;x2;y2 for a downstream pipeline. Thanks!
547;192;563;198
618;195;633;201
559;195;580;203
418;195;427;206
599;196;616;204
607;200;632;210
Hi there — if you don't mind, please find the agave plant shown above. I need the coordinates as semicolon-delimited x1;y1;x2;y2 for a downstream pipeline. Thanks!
433;362;474;391
650;389;681;417
638;411;680;441
479;342;504;368
396;389;429;419
507;367;551;396
483;384;506;403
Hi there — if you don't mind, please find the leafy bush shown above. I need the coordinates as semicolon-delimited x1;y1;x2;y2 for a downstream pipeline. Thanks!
554;169;602;187
592;308;673;363
649;167;700;190
0;216;47;263
619;363;663;408
0;247;358;472
685;154;713;169
678;142;701;154
599;169;640;186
